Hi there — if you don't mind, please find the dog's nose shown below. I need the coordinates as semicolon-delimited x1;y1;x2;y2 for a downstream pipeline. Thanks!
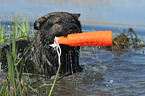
69;24;78;30
67;23;80;33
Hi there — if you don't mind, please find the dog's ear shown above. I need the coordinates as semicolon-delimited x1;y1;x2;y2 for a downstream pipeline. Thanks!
71;14;81;19
34;14;52;30
34;17;46;30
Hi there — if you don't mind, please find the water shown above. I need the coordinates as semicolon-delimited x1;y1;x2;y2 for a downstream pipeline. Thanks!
0;0;145;95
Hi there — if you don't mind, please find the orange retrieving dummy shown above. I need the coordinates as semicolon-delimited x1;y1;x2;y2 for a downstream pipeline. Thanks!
56;31;112;46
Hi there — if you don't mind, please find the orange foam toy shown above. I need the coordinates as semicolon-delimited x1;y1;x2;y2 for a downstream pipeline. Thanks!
56;31;112;46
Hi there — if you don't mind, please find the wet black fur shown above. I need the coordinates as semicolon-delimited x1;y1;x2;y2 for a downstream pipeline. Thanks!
1;12;83;78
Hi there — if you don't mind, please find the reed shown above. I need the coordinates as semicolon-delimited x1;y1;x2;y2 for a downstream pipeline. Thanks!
0;15;61;96
0;18;28;96
0;16;35;95
0;16;34;45
0;22;9;44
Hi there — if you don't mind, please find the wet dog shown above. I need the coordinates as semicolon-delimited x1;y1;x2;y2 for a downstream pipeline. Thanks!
1;12;83;77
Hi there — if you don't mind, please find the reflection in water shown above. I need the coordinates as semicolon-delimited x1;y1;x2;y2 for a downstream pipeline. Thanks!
0;0;145;26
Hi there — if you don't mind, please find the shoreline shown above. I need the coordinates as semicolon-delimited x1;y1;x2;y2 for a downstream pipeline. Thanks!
1;19;145;28
81;20;145;28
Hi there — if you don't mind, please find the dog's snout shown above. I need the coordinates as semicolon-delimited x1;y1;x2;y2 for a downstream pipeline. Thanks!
64;23;80;33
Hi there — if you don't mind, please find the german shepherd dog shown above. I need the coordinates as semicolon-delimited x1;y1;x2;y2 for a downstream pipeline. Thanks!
1;12;83;78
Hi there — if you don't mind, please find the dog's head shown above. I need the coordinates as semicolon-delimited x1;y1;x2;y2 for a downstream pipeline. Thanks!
34;12;82;38
33;12;82;76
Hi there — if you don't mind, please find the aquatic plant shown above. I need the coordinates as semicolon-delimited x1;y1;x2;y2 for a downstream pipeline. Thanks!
0;16;34;46
0;16;63;96
9;15;34;41
0;16;38;96
0;19;28;96
127;28;144;47
0;22;9;44
105;27;144;51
